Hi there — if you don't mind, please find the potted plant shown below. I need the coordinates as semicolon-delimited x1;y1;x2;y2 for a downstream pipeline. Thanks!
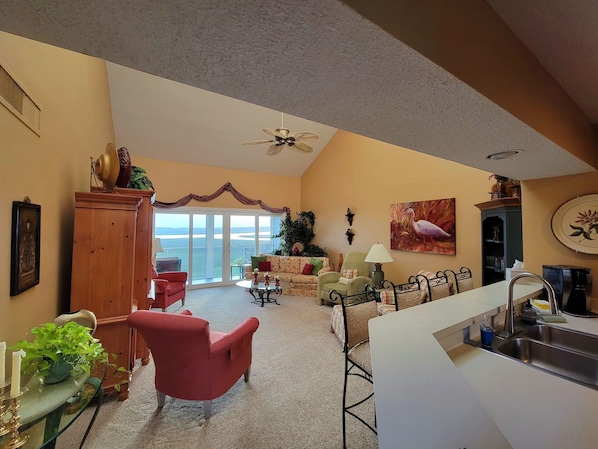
10;321;115;384
272;211;328;257
127;166;154;190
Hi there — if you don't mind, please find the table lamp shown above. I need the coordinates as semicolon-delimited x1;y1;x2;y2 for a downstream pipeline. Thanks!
365;243;393;288
152;238;164;263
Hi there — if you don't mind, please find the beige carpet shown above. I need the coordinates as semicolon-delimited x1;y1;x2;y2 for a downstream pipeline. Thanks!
55;286;378;449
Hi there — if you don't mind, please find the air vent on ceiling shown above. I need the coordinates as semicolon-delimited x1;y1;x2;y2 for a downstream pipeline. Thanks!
0;61;41;135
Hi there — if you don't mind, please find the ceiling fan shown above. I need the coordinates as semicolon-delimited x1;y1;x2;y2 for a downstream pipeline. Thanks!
242;113;319;156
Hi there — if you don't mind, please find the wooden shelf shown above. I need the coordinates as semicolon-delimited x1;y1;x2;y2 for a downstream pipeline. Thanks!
475;197;521;211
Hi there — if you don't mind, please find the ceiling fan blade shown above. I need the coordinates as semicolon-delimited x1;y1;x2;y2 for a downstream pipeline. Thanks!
263;128;291;139
289;132;319;143
266;144;284;156
242;139;275;145
291;142;314;154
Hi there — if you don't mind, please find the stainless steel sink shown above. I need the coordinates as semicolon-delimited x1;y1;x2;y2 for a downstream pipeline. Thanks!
495;338;598;390
523;324;598;358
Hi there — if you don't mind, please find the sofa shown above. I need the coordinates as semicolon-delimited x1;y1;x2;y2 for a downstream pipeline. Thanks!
244;255;330;297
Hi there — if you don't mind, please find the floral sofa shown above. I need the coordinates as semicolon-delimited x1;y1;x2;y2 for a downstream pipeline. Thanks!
244;255;330;297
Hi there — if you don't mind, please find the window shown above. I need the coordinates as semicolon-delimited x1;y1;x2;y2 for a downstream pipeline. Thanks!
154;208;282;287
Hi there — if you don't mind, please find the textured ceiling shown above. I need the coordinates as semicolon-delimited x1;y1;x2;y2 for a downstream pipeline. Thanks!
0;0;596;179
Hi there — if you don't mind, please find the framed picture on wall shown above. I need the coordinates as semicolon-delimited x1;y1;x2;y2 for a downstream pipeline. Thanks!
10;200;41;296
390;198;456;255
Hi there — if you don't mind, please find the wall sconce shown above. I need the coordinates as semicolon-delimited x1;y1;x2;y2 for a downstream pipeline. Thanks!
345;228;355;245
345;208;354;226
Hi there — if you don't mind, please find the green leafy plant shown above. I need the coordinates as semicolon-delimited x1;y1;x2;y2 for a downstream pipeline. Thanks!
11;322;119;384
128;166;154;190
272;211;327;257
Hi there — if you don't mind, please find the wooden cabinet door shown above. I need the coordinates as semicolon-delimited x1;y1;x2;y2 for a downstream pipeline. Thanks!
70;192;141;399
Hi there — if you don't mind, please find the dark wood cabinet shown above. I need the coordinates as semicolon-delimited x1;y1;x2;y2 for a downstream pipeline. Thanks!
70;188;154;399
475;198;523;286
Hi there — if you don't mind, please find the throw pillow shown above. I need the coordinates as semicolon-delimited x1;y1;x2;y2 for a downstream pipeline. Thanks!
379;290;395;305
342;268;359;279
338;277;351;284
259;261;272;272
251;255;268;270
310;258;324;275
302;263;314;275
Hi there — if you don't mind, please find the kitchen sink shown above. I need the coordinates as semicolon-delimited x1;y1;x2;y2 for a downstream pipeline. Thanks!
495;337;598;390
523;324;598;358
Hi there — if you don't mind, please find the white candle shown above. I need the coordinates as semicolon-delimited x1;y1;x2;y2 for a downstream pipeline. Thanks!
10;350;25;397
0;341;5;386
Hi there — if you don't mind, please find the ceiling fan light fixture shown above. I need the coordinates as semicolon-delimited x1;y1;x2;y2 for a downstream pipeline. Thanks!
486;150;521;160
242;114;319;156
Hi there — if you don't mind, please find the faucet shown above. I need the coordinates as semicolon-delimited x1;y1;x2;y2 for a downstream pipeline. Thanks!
503;272;558;337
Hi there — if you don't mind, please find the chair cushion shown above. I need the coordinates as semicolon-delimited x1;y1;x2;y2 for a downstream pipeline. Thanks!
251;256;268;269
348;341;372;375
165;282;186;295
302;263;314;275
258;261;272;272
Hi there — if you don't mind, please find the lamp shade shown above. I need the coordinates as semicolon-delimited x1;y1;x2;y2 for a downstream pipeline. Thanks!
365;243;393;264
152;238;164;255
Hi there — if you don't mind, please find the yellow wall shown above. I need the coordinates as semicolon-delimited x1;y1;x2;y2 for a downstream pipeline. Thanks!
0;32;114;349
301;130;493;284
522;172;598;297
132;157;300;214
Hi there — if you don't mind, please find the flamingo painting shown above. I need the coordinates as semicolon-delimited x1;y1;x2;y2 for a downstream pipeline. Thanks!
390;199;456;255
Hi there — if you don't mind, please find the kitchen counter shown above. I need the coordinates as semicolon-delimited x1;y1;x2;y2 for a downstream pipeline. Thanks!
369;280;598;449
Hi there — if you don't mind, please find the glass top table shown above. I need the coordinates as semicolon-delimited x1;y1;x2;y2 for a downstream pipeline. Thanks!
1;362;107;449
236;280;282;306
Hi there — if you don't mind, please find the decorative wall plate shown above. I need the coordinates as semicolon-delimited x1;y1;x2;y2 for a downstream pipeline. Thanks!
291;241;304;255
551;194;598;254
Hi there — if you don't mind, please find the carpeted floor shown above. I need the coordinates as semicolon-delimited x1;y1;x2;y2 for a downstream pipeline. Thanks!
55;286;378;449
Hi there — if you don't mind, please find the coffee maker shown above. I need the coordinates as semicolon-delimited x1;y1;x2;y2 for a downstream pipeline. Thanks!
542;265;596;317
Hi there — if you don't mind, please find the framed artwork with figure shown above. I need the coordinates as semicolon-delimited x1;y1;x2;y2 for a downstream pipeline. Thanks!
10;200;41;296
390;198;456;255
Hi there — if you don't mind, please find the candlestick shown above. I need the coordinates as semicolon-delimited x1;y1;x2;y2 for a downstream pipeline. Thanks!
1;394;29;448
0;385;9;437
9;350;25;398
0;342;5;386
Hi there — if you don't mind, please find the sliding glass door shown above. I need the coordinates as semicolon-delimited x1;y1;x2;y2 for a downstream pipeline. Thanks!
154;208;282;288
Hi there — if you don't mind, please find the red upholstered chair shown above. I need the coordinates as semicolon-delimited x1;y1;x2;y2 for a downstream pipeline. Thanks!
151;264;188;311
126;309;260;419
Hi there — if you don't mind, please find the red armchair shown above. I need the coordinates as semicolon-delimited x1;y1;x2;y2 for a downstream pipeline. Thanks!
126;309;259;419
151;265;188;311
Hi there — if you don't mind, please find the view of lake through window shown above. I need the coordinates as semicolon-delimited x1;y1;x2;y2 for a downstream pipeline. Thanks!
154;210;281;287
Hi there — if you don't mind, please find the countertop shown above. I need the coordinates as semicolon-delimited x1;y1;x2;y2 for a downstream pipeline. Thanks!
369;280;598;449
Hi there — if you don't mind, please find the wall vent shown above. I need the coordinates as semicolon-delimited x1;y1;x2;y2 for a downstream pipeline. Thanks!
0;61;41;135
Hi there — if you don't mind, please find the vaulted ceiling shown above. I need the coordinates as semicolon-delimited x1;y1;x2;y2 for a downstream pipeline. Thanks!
1;0;596;179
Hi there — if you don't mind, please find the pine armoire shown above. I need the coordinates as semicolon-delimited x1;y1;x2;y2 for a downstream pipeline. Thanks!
70;188;154;399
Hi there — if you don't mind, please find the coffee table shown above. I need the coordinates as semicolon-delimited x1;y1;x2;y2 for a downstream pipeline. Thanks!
236;280;282;306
